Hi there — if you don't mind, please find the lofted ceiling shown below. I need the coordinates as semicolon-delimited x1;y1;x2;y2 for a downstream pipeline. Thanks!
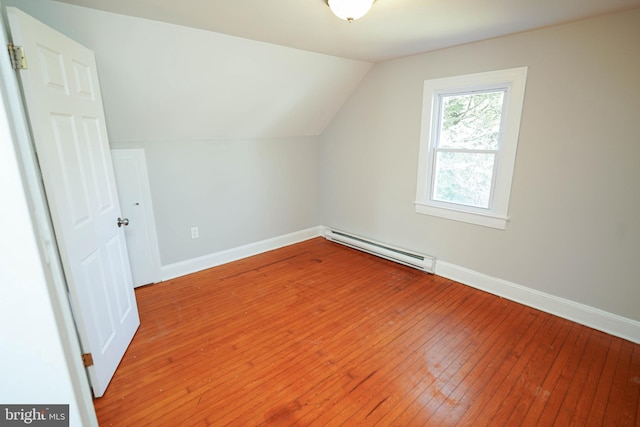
52;0;640;62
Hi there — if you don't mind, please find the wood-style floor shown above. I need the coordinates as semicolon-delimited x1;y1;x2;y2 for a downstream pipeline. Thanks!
94;237;640;426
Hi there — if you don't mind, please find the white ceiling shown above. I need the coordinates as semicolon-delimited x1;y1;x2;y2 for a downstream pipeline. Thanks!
53;0;640;62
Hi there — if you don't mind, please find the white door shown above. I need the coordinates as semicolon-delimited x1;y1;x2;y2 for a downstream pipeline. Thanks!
7;7;139;398
111;149;161;287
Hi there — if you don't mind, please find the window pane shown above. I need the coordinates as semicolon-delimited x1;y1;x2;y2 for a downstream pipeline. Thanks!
438;91;504;150
433;151;495;208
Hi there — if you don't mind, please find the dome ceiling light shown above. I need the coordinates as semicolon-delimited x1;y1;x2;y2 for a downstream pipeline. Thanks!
327;0;375;23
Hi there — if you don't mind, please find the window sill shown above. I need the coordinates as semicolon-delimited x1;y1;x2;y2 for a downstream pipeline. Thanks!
414;202;508;230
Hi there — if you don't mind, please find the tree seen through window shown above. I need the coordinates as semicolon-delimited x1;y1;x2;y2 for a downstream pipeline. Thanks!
432;90;505;208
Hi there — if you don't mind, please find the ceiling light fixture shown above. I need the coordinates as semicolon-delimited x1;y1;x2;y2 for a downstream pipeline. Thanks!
328;0;375;23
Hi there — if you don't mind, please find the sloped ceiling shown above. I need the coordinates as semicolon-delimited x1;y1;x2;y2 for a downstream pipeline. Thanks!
8;0;373;140
9;0;640;141
53;0;640;62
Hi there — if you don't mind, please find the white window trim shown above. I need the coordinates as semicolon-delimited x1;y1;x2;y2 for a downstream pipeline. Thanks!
415;67;528;230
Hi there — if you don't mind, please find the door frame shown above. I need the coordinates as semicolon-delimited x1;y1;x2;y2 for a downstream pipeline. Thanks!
111;148;162;286
0;4;98;425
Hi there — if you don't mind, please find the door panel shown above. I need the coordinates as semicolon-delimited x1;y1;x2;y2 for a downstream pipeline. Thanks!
7;7;139;397
112;149;161;287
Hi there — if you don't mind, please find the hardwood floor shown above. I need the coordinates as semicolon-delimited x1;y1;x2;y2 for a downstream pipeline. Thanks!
94;237;640;426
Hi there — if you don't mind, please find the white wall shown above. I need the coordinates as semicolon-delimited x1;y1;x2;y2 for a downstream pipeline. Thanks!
0;80;83;426
112;137;320;265
320;9;640;322
0;109;83;426
5;0;371;265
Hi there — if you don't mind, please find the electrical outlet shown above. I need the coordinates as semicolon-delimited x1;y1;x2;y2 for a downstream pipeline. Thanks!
191;227;199;239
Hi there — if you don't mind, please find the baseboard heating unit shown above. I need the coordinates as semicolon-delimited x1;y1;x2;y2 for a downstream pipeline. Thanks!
324;228;435;273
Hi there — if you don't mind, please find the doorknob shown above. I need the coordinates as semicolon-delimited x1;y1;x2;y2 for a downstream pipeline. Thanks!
117;217;129;227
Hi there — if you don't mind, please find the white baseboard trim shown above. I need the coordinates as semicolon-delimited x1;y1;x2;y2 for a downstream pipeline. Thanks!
435;260;640;344
158;226;639;344
160;226;323;281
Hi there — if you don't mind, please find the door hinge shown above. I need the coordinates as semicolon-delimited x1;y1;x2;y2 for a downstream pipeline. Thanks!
81;353;94;367
7;43;27;70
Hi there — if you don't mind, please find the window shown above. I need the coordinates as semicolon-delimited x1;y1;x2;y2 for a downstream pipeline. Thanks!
415;67;527;229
